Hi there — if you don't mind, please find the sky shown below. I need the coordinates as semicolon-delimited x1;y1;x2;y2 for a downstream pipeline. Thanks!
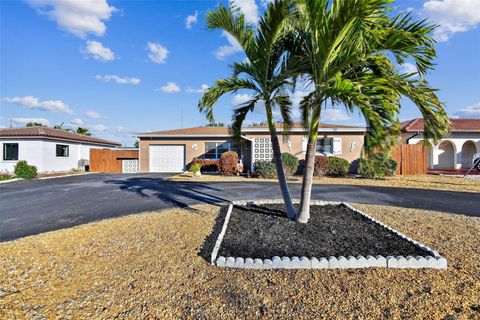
1;0;479;146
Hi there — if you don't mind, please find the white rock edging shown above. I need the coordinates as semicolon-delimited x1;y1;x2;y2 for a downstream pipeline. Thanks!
210;204;233;264
211;200;447;270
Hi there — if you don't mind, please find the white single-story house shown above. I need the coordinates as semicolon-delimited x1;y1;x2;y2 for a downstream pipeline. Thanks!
401;118;480;170
0;127;120;173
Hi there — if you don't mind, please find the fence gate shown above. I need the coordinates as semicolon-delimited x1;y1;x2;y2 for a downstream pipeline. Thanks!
122;159;139;173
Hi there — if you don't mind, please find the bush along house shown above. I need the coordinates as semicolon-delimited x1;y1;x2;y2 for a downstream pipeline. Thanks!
136;122;367;173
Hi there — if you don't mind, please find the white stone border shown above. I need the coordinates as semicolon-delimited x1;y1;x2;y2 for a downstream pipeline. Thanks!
212;200;447;270
210;204;234;264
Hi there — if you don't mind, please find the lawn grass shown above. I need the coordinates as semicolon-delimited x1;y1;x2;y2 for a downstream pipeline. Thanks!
169;172;480;193
1;204;479;319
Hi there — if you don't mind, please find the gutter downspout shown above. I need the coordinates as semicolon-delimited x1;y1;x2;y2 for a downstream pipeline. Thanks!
406;132;419;144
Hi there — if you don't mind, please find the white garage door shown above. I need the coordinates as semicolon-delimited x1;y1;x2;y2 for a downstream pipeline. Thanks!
149;145;185;172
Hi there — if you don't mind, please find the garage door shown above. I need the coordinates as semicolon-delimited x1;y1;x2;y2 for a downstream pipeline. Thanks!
149;145;185;172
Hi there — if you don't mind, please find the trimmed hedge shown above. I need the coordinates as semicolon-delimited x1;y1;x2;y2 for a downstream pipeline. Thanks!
14;160;38;180
314;156;349;177
190;159;220;172
220;151;238;175
254;160;277;179
281;152;298;178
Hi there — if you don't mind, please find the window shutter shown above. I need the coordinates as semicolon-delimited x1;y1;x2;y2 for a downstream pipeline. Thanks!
333;137;342;154
302;137;307;152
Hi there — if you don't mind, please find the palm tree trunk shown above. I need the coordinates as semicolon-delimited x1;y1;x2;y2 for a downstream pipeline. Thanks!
297;137;317;223
297;98;322;223
266;103;297;220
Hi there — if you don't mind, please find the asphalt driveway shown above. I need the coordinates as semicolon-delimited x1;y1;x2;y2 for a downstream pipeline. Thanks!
1;173;479;241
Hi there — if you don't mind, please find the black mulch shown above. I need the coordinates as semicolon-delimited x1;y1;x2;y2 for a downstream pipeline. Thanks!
217;204;430;259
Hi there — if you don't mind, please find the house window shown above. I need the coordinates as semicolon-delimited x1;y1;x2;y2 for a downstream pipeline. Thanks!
3;143;18;161
56;144;69;157
204;142;242;159
317;138;333;154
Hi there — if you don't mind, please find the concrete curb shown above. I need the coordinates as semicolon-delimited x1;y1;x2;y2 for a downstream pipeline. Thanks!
212;199;447;270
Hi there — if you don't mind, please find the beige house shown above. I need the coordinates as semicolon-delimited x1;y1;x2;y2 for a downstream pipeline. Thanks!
137;122;366;173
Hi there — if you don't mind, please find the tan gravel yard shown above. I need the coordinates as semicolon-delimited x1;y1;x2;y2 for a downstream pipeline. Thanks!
169;173;480;193
1;204;479;319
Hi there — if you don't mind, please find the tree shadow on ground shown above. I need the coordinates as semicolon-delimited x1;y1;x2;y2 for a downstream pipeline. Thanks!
105;177;229;211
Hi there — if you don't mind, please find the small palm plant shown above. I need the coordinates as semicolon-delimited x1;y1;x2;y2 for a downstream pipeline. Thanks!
199;0;300;218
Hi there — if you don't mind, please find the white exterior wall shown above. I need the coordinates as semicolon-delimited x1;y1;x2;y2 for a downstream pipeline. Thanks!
407;132;480;169
0;138;115;173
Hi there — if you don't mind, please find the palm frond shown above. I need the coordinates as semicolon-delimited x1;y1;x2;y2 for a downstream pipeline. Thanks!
198;77;259;123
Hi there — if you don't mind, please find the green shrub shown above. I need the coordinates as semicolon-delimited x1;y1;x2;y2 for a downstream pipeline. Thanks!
14;160;38;180
281;152;298;178
189;163;202;174
254;160;277;179
358;153;397;179
220;151;238;175
0;173;14;181
314;156;349;177
324;156;349;176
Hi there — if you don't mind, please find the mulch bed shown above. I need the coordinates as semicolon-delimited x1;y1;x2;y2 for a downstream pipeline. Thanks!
218;204;430;259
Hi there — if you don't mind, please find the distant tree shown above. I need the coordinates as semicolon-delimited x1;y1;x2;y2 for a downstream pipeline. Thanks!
26;122;45;127
206;122;225;127
54;122;64;129
133;140;139;148
76;127;91;136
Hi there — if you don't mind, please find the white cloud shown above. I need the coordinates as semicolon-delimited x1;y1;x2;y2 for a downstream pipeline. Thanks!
11;117;50;126
452;102;480;118
71;118;84;125
422;0;480;42
95;74;140;85
185;84;209;93
185;11;198;29
321;108;351;122
231;93;254;105
147;42;169;64
26;0;117;38
85;110;102;119
399;62;418;74
2;96;73;114
215;31;243;60
231;0;259;24
82;40;115;61
158;82;180;93
399;62;419;78
89;124;108;131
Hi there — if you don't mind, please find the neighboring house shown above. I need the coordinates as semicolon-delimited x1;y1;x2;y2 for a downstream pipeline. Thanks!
137;122;367;173
0;127;121;173
401;118;480;170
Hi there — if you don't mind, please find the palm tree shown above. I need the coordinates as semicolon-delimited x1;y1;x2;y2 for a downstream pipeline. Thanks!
292;0;450;222
199;0;300;218
76;127;91;136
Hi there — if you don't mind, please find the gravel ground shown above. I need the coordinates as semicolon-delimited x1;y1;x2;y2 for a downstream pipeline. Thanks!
170;173;480;193
1;203;479;319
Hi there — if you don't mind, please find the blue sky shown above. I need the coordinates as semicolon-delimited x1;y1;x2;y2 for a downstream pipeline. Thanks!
1;0;479;146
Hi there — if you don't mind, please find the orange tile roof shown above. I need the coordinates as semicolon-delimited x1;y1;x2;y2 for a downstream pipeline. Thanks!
400;118;480;132
143;126;230;135
0;127;121;146
141;122;364;136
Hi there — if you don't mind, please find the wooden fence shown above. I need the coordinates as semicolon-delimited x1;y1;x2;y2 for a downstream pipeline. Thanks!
90;149;139;173
388;144;427;175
